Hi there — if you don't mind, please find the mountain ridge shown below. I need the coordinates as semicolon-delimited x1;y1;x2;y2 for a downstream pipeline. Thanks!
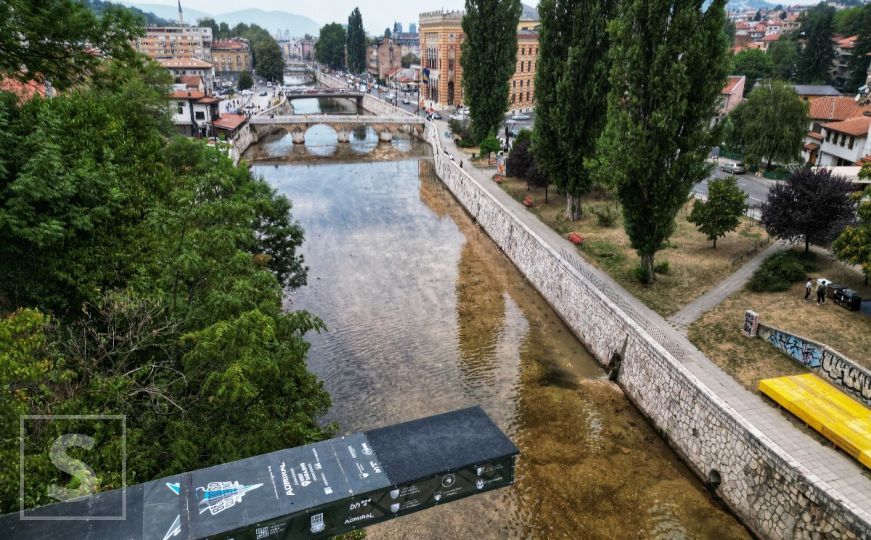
121;2;320;37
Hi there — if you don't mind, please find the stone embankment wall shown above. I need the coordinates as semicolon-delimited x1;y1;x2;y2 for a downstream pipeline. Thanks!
422;123;871;539
754;318;871;407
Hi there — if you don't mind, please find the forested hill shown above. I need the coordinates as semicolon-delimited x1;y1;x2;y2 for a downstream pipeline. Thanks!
83;0;170;26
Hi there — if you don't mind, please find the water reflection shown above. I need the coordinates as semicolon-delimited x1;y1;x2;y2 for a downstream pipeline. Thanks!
251;148;750;539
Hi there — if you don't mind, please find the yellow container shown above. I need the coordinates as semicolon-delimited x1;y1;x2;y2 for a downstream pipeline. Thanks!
758;374;871;469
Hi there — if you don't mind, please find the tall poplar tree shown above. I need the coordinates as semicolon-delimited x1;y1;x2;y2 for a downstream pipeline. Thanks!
461;0;522;143
346;8;366;74
797;3;836;84
594;0;730;281
532;0;617;220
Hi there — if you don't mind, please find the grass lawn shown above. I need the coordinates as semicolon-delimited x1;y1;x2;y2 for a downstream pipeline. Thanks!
688;248;871;393
498;176;769;317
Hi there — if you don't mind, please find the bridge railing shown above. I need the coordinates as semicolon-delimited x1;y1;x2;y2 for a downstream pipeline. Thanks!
250;115;424;125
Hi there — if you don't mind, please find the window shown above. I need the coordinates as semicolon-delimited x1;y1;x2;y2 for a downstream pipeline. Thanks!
519;62;523;73
195;111;205;120
177;105;184;115
825;130;832;142
513;80;516;88
527;60;531;71
848;136;855;150
521;47;525;55
512;93;515;103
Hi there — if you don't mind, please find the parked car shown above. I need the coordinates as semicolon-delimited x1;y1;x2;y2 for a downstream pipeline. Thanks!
511;113;531;121
402;98;410;105
721;162;746;174
427;112;442;120
259;91;268;96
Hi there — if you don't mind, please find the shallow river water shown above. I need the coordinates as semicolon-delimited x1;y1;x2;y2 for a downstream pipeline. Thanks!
247;115;750;539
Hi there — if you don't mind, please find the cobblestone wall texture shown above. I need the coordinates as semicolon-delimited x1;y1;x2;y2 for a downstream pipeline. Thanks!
423;124;871;539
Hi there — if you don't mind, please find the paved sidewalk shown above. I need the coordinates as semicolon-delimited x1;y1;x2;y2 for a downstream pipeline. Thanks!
668;240;786;331
433;120;871;519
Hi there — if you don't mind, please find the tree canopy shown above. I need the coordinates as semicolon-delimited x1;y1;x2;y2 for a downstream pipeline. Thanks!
845;5;871;93
728;80;807;169
732;49;774;95
833;181;871;282
316;23;347;70
761;168;853;253
347;8;366;74
688;177;747;248
0;59;330;511
533;0;617;220
797;3;836;84
0;0;143;90
594;0;730;281
460;0;522;143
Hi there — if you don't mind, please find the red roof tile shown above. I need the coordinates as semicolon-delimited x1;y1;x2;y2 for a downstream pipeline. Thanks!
807;131;824;141
169;89;206;100
822;116;871;137
213;114;248;131
722;76;744;94
809;97;871;122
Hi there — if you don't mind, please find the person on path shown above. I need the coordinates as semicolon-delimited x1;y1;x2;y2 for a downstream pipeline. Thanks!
805;279;813;300
816;283;826;305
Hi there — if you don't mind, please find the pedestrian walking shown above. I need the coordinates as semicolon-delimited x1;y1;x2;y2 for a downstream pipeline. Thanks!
816;283;826;305
805;279;812;300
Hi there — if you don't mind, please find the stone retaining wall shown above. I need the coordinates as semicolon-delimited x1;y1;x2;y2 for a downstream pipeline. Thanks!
754;319;871;407
422;123;871;539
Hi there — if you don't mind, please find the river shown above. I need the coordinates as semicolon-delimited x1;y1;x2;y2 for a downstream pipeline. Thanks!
245;90;749;539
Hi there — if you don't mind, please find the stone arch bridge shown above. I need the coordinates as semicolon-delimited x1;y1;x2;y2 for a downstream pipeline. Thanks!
249;114;426;143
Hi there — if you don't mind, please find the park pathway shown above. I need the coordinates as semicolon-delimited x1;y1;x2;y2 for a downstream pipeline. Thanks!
433;119;871;522
667;240;786;332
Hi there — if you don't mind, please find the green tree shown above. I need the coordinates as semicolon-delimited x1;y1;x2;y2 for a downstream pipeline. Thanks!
478;135;501;162
687;177;747;248
834;5;864;35
0;61;332;512
401;53;419;68
732;49;774;95
238;70;253;90
533;0;617;220
347;8;366;74
0;0;142;90
797;3;836;83
729;81;807;169
461;0;522;143
237;24;285;82
769;36;800;80
845;5;871;92
594;0;730;281
316;23;347;70
833;179;871;284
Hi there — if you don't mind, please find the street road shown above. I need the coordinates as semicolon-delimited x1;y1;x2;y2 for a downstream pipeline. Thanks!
693;163;776;208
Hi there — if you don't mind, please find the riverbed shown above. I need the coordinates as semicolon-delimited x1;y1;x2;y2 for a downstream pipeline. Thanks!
246;107;749;539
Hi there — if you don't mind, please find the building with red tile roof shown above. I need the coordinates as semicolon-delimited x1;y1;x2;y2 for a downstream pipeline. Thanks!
817;114;871;167
0;76;49;103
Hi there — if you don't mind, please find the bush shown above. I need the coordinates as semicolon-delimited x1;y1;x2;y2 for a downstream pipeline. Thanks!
653;261;670;274
633;264;652;284
589;204;618;227
748;251;815;292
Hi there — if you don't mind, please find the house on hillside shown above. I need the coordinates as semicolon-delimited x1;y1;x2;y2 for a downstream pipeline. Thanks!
717;75;745;122
169;89;222;137
158;57;216;94
802;97;871;164
831;35;858;90
817;113;871;167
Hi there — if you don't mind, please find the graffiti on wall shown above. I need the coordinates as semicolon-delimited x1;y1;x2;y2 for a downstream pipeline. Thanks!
763;328;822;369
756;324;871;405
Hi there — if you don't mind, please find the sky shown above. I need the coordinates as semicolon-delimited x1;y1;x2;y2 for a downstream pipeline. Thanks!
143;0;477;35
